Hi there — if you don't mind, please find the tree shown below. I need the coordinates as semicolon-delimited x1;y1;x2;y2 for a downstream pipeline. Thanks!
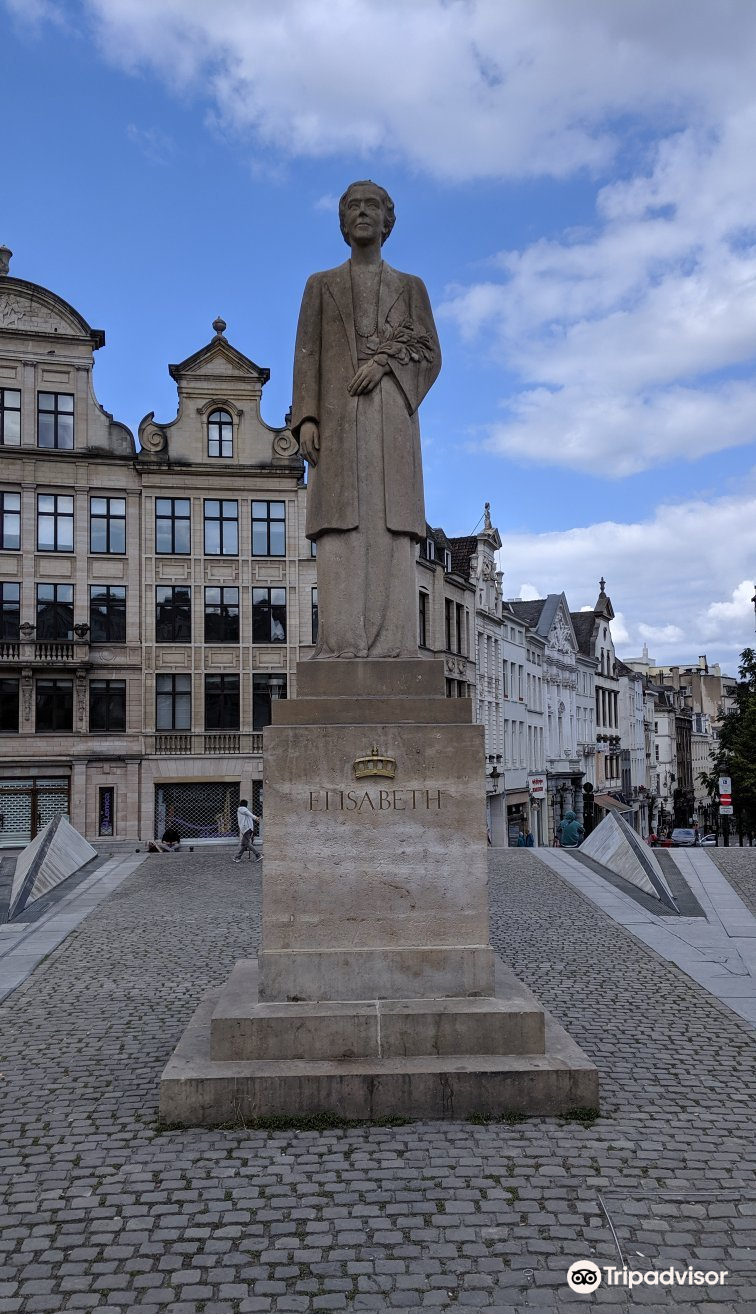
705;648;756;839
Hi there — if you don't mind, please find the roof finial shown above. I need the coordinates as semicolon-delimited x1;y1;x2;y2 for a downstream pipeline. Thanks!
599;576;606;593
484;501;492;531
212;315;227;337
0;246;12;276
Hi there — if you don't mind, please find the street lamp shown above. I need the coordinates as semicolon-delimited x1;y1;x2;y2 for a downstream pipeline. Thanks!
488;763;501;793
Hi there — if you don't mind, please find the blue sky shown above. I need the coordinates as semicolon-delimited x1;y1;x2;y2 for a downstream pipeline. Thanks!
3;0;756;670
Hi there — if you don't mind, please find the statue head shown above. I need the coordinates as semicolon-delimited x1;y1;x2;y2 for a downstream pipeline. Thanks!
339;180;396;247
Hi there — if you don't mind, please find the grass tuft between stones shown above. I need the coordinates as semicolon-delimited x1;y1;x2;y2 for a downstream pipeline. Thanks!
154;1112;413;1133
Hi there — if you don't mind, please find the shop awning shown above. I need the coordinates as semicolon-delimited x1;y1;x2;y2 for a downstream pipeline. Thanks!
592;793;632;814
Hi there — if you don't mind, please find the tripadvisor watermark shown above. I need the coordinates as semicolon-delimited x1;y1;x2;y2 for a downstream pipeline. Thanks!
566;1259;728;1292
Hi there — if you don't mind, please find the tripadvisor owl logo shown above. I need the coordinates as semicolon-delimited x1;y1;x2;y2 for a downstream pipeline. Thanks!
566;1260;602;1292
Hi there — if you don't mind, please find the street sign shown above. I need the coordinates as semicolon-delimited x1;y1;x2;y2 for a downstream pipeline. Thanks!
719;776;732;794
720;805;734;815
719;793;732;807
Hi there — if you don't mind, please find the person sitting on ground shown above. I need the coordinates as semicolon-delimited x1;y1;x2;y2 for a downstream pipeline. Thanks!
556;810;584;848
148;825;181;853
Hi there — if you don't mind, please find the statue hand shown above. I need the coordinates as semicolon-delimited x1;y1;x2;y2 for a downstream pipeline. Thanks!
299;419;320;466
348;359;388;395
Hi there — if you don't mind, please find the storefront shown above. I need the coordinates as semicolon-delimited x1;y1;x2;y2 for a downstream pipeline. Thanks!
0;776;70;845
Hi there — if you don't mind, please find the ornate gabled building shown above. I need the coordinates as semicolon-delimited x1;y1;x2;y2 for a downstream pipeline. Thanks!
508;593;591;843
0;251;311;845
0;254;142;843
448;505;546;846
417;523;475;698
134;317;310;842
569;579;630;827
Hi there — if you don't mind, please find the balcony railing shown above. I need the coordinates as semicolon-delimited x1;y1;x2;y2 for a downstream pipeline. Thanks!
146;731;264;756
0;638;89;666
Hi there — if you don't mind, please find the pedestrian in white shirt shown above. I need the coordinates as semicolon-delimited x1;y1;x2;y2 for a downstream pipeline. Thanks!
234;799;260;863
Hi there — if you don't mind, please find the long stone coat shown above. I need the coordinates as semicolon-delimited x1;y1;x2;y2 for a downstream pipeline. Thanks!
291;259;441;542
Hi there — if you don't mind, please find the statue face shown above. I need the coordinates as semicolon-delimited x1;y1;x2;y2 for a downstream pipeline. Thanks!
342;185;387;247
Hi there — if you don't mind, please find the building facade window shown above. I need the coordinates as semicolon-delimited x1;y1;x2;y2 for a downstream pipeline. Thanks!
37;493;74;552
444;598;453;651
156;674;191;730
207;408;233;458
252;500;285;556
156;586;191;642
36;584;73;640
0;583;20;640
0;492;21;550
155;498;191;554
36;679;73;732
89;586;126;643
204;674;240;730
455;602;465;655
204;499;238;555
418;590;429;648
253;674;287;730
89;679;126;732
0;389;21;445
37;392;74;449
90;497;126;554
252;587;286;643
0;679;19;732
311;587;319;646
204;587;239;643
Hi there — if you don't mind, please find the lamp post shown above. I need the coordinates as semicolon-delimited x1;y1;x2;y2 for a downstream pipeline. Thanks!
487;762;501;847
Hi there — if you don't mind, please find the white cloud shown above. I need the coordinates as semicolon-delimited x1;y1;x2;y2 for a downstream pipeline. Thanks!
5;0;65;27
126;123;174;165
610;611;630;647
441;112;756;474
11;0;755;181
638;623;685;644
496;483;756;668
700;579;756;640
12;0;756;478
313;193;338;213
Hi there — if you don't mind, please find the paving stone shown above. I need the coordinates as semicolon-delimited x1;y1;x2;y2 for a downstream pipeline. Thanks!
1;850;756;1311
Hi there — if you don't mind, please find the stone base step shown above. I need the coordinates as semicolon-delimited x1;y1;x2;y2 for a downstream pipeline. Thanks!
210;959;545;1061
160;963;599;1125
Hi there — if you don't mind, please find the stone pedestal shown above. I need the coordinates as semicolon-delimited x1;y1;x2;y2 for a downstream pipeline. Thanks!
160;659;598;1123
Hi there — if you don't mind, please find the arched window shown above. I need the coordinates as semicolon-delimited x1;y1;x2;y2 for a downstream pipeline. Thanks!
208;408;233;458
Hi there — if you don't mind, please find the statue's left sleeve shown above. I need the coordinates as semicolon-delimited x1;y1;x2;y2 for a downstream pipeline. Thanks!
384;276;442;416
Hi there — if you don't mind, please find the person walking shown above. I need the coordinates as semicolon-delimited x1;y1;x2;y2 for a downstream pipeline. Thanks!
234;799;260;863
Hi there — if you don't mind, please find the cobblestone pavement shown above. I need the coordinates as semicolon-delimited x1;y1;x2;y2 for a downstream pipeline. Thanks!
1;849;756;1314
709;848;756;919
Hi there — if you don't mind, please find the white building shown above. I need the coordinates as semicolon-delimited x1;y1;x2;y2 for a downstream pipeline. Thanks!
617;660;650;835
509;595;586;844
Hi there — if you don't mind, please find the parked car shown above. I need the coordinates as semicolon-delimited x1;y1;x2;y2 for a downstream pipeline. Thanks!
700;833;717;846
670;827;696;846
